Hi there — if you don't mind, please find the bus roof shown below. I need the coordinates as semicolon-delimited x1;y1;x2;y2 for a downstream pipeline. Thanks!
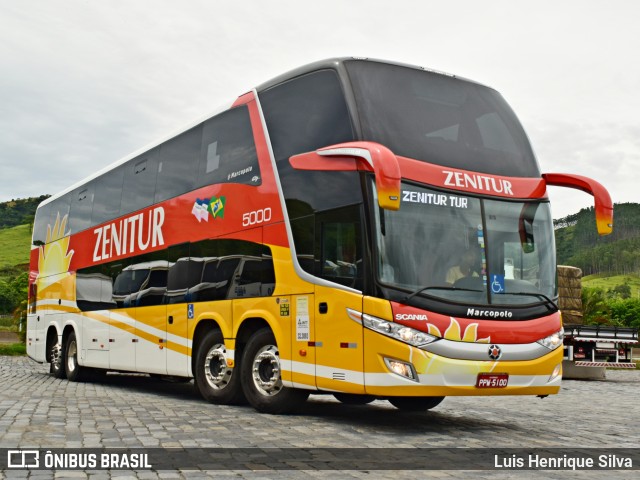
39;57;483;210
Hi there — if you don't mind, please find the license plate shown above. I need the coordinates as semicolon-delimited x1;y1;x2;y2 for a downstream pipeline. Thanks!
476;373;509;388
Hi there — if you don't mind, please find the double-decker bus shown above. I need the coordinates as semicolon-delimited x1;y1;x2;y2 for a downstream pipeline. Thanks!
27;58;613;414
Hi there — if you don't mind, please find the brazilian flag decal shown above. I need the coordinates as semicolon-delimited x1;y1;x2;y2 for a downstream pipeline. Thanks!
208;196;226;219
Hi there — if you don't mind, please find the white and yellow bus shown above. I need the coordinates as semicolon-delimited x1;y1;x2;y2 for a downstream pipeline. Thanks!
27;58;613;413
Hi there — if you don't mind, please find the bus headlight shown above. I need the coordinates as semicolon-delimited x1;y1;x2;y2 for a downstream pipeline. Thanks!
537;328;564;350
347;308;438;347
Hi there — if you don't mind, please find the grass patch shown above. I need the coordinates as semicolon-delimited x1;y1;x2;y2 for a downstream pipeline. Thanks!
0;224;31;271
582;274;640;298
0;343;26;356
0;317;15;328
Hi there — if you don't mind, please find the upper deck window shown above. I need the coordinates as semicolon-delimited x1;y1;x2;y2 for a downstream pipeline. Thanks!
195;106;261;188
345;61;540;177
259;69;358;214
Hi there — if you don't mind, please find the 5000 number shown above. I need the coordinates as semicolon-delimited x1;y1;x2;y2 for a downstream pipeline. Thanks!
242;208;272;227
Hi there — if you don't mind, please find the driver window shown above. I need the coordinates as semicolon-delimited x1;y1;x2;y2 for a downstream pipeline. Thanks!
317;205;364;289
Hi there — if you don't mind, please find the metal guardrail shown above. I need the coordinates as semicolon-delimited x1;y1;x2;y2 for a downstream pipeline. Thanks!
564;324;639;342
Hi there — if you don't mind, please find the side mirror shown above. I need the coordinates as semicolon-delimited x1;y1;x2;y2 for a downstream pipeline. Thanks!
518;203;538;253
543;173;613;235
290;141;401;210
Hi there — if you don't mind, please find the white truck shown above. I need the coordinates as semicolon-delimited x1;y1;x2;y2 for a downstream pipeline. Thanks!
563;324;638;369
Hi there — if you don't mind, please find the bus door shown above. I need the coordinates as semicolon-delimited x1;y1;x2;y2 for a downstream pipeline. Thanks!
313;209;365;393
26;312;43;362
166;300;189;377
108;262;135;371
141;243;191;376
131;253;176;375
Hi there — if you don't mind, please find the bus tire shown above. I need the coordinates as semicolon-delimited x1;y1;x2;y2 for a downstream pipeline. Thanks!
49;341;66;379
240;328;309;414
334;393;375;405
64;331;87;382
194;329;244;404
388;396;444;411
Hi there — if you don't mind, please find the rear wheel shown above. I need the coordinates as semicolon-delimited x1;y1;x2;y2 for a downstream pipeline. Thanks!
388;396;444;411
194;329;244;404
49;341;66;379
241;328;309;414
64;331;87;382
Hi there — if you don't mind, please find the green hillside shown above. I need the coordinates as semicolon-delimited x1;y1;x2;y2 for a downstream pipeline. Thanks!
582;274;640;298
555;203;640;276
0;196;48;229
0;224;31;272
0;198;40;316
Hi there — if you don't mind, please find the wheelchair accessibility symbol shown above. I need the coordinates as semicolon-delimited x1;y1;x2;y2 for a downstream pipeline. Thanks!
490;274;505;294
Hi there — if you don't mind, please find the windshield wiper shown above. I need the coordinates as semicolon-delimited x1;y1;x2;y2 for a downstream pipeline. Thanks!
403;285;483;302
494;292;557;311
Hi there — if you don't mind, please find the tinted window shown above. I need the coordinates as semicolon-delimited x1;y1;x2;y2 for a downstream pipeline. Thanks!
92;167;124;225
260;70;354;163
121;150;159;215
76;238;275;309
76;263;116;311
32;203;51;245
189;238;275;301
318;206;363;289
156;125;202;202
195;106;261;188
69;183;94;234
289;204;364;287
162;243;191;304
47;196;71;234
345;60;540;177
79;251;168;310
259;69;361;216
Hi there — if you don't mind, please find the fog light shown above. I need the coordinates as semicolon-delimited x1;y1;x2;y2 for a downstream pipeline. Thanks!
548;364;562;382
384;357;417;381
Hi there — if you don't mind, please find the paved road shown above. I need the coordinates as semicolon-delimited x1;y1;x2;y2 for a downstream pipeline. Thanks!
0;356;638;479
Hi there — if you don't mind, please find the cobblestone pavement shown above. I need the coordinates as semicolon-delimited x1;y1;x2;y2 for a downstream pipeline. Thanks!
0;356;639;479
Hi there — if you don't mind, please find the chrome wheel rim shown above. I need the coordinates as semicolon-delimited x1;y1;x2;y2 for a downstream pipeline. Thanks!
251;345;282;396
66;339;77;373
204;343;232;390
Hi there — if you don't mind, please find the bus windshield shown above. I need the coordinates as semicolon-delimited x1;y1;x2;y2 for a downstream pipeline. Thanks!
346;60;540;177
374;182;557;308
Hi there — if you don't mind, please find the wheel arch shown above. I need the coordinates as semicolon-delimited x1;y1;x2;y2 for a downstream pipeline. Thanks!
191;319;224;377
45;325;61;363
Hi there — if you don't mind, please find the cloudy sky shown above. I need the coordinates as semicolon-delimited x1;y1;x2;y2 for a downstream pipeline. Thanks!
1;0;638;219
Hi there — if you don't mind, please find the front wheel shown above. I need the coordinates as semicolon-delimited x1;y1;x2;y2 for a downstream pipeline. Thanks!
194;329;244;404
388;396;444;411
240;328;309;414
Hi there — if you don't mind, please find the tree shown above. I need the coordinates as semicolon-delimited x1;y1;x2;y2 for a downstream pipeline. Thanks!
582;287;610;324
610;283;632;299
0;272;28;315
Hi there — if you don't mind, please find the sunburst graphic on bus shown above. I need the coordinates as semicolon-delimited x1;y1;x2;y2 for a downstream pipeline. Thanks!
416;317;494;377
427;317;491;344
37;213;74;289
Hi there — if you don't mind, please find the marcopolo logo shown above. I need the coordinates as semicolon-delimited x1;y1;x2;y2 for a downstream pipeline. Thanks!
467;308;513;318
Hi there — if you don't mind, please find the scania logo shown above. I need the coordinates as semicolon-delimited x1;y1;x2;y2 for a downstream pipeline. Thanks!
395;314;428;321
488;344;502;360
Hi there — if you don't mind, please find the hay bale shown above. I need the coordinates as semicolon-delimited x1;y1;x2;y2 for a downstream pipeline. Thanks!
558;265;582;279
557;265;583;324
